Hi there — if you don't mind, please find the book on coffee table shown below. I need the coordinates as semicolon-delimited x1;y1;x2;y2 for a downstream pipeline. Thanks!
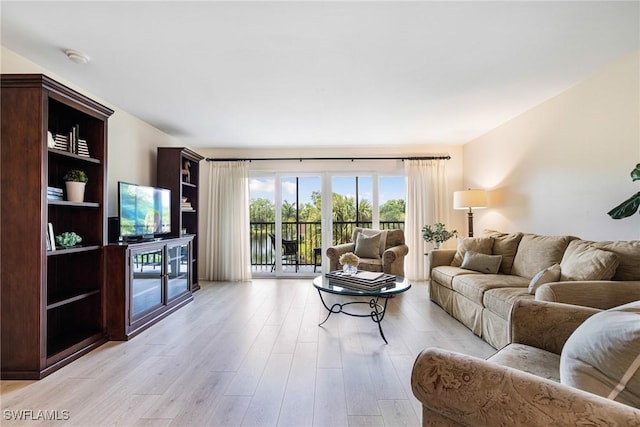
326;270;396;291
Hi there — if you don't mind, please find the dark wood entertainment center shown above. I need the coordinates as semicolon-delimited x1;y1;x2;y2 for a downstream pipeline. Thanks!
105;236;194;340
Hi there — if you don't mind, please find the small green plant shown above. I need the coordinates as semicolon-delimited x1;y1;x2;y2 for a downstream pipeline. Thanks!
63;169;88;183
608;163;640;219
56;231;82;248
422;223;457;247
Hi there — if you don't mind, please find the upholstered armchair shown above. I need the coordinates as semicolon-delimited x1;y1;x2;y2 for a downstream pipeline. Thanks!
326;227;408;276
411;300;640;426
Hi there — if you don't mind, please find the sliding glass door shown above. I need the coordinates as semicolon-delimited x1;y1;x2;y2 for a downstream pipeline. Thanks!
279;176;322;273
250;175;322;275
249;172;405;276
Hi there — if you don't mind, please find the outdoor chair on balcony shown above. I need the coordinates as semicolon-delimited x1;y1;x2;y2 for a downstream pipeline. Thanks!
326;227;408;276
269;233;299;272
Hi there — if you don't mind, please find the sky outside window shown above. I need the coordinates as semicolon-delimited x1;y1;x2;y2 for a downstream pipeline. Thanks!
251;176;404;203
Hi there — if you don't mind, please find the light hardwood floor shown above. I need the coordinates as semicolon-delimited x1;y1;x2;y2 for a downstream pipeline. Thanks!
1;279;495;426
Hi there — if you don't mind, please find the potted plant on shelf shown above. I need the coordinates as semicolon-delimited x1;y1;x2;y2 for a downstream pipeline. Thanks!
63;169;88;202
55;231;82;249
422;222;457;249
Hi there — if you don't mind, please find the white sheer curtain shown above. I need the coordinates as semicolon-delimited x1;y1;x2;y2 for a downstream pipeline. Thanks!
205;161;251;281
404;159;449;280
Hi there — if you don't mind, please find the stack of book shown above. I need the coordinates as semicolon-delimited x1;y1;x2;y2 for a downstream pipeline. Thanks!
52;134;69;151
77;138;90;157
47;186;63;201
51;125;90;157
327;270;396;291
180;201;194;211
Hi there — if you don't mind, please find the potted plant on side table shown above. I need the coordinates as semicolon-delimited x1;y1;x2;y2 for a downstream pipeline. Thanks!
63;169;88;202
422;222;457;249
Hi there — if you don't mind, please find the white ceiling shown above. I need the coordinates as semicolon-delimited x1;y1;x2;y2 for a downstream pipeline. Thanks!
1;1;638;149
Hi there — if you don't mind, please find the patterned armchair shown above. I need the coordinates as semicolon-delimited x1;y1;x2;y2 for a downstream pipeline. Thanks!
411;300;640;426
326;227;408;276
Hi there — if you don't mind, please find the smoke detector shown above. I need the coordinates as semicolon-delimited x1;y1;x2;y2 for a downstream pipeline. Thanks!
64;49;90;64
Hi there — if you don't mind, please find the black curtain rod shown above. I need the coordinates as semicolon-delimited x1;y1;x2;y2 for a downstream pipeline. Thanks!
205;155;450;162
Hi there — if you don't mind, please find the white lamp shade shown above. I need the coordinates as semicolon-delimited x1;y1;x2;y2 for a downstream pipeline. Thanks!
453;189;488;209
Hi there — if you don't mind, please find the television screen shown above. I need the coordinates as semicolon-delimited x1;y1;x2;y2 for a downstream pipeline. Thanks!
118;182;171;239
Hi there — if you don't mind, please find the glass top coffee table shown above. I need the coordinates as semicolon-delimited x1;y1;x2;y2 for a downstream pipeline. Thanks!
312;275;411;344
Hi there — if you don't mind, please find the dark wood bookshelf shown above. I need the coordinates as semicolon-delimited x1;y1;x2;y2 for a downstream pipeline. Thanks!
157;147;204;291
1;74;113;379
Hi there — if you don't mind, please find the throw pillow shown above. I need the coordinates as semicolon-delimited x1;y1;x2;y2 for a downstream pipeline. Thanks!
528;263;561;295
483;230;523;274
460;250;503;274
511;234;574;279
560;240;619;281
560;301;640;408
354;232;381;259
592;240;640;281
450;237;494;267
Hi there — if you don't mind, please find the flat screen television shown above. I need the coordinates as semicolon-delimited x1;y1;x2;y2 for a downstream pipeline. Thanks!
118;181;171;241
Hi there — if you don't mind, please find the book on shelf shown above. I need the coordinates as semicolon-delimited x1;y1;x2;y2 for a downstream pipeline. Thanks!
47;186;63;194
59;124;82;155
47;223;56;251
77;138;90;157
47;186;63;201
53;133;68;151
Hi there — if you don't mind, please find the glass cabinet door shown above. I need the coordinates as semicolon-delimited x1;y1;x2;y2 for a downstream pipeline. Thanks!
130;247;164;319
166;242;190;300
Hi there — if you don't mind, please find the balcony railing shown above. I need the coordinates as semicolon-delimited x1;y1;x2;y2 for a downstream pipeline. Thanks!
250;221;404;271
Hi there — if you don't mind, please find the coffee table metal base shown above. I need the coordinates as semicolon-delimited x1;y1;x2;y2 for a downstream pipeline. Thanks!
316;290;390;344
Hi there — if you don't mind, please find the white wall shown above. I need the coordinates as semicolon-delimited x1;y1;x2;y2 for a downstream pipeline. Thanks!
1;47;181;216
463;51;640;241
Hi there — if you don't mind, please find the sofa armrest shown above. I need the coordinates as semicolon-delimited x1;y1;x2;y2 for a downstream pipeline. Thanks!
509;300;600;355
326;243;356;271
382;244;409;276
427;249;456;269
411;347;640;427
536;280;640;310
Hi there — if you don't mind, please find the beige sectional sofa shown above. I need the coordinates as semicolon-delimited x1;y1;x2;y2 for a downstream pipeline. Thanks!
412;299;640;426
428;230;640;349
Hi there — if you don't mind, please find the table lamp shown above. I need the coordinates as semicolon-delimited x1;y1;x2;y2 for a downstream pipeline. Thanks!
453;189;488;237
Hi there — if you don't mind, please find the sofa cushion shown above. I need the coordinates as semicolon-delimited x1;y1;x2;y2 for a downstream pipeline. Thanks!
460;251;503;274
511;234;574;279
431;266;476;289
489;343;561;382
560;240;619;281
483;230;524;274
354;232;381;259
528;263;561;295
357;257;383;272
483;287;533;320
592;240;640;281
451;237;494;267
560;301;640;408
353;228;389;257
452;274;529;305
